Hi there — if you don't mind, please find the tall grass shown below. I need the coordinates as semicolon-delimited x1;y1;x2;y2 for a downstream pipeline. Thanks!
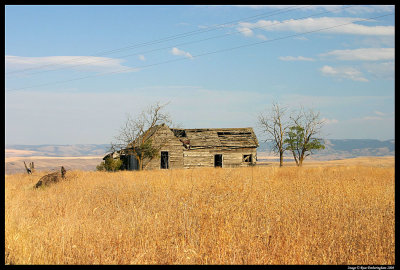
5;165;394;264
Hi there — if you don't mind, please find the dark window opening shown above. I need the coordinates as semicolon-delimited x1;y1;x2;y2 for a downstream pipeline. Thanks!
214;154;223;168
172;129;187;138
161;151;169;169
243;154;252;163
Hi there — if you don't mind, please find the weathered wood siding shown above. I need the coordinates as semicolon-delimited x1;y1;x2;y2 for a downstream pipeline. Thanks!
144;125;184;170
183;147;257;168
114;125;259;170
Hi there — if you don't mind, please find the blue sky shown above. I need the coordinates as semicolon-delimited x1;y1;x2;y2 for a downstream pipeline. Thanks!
5;5;395;145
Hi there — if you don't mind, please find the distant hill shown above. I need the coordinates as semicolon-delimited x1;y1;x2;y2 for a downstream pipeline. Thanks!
257;139;394;160
5;144;110;158
4;140;395;174
5;139;394;160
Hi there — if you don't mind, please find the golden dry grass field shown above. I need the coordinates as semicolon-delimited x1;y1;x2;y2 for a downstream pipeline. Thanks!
5;157;394;265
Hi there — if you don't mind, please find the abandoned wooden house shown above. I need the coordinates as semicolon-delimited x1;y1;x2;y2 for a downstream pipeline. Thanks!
104;124;259;170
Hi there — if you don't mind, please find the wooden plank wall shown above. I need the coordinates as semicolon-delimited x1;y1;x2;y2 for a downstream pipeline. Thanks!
183;147;257;169
137;125;258;170
144;125;185;170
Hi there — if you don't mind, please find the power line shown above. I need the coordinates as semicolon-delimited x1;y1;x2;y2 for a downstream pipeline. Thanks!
7;5;354;77
6;5;306;75
6;12;393;92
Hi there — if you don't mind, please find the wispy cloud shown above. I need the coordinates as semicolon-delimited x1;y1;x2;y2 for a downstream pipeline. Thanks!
138;55;146;61
171;47;193;59
320;48;394;61
322;118;339;124
232;5;394;14
344;5;394;14
237;17;394;37
351;111;393;123
5;55;138;74
294;36;308;41
374;111;385;116
320;65;368;82
363;116;383;121
363;61;394;80
279;56;314;61
237;26;254;37
256;34;267;40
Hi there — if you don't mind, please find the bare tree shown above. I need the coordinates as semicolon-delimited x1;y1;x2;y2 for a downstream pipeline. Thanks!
23;161;34;174
110;102;172;170
284;107;325;166
258;103;290;167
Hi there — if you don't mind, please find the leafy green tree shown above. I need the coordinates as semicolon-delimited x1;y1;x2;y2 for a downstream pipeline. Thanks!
96;157;123;172
284;108;325;166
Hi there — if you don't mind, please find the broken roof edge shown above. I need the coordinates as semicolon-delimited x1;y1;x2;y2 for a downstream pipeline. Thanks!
177;127;259;148
181;127;254;131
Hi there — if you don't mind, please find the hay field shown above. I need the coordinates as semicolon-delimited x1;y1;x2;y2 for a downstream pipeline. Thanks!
5;162;394;264
257;156;394;168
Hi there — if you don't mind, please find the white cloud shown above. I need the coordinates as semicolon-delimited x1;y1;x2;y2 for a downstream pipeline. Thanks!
237;17;394;36
320;48;394;61
363;116;383;120
320;65;368;82
345;5;394;14
171;47;193;59
322;118;339;124
374;111;385;116
279;56;314;61
5;55;138;74
363;61;394;80
237;26;254;37
280;94;392;110
294;36;308;41
232;5;394;14
138;55;146;61
177;22;190;26
237;26;268;40
256;34;267;40
356;36;394;47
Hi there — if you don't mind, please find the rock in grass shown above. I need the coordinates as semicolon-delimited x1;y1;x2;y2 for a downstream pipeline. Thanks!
35;166;66;188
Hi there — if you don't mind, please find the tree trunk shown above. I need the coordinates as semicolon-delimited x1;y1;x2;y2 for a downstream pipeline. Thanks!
279;151;283;167
23;161;32;174
138;158;143;171
299;156;304;166
291;151;299;166
30;162;35;173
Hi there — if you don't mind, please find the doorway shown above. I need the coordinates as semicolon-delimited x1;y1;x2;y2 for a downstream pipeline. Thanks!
160;151;169;169
214;154;223;168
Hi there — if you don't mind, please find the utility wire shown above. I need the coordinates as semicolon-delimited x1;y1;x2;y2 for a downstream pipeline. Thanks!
6;13;393;92
6;5;306;75
8;5;354;77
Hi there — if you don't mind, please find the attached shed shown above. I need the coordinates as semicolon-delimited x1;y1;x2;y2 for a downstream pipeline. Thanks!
104;124;259;170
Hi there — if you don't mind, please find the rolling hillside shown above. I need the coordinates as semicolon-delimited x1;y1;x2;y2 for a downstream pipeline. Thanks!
6;139;394;159
257;139;394;160
4;139;394;174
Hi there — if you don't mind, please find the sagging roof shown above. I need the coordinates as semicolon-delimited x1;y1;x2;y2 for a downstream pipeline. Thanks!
105;124;259;159
171;127;259;149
